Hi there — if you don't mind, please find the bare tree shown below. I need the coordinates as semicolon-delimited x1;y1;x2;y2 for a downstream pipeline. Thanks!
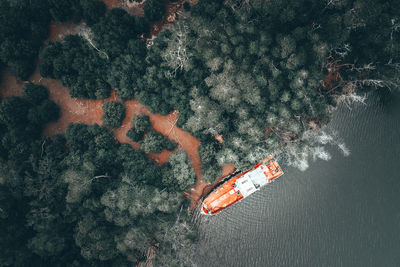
225;0;252;13
331;43;352;58
162;22;191;77
78;24;109;60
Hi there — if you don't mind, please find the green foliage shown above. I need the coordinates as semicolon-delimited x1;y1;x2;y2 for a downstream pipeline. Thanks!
2;0;400;266
139;130;165;153
40;7;149;100
0;0;106;80
117;143;161;185
140;130;177;154
0;1;50;80
80;0;107;26
75;212;119;261
198;141;223;183
38;99;60;123
136;30;206;120
47;0;79;22
102;101;126;128
183;2;191;11
161;149;196;191
153;212;198;266
47;0;106;25
62;169;93;203
92;8;149;59
126;113;152;142
107;40;147;99
133;113;152;133
0;186;36;266
126;128;144;142
100;182;182;257
0;97;29;128
22;83;49;105
144;0;166;22
40;35;111;99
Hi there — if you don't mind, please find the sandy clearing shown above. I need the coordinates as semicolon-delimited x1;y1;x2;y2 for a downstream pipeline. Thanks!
48;21;78;42
150;0;187;36
0;69;24;98
185;164;236;210
31;63;232;209
103;0;144;17
0;2;236;210
103;0;122;9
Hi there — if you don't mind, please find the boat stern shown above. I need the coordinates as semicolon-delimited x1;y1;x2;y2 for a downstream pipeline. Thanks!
201;203;213;215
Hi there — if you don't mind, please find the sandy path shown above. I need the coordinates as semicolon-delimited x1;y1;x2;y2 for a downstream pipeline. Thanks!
0;63;203;172
0;69;24;98
103;0;122;9
0;1;235;211
104;0;144;17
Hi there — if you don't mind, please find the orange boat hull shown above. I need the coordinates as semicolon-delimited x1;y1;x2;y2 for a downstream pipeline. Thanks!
201;157;283;215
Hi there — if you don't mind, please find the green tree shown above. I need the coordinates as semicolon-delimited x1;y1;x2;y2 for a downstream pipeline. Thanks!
80;0;106;26
92;8;148;59
133;113;152;133
126;128;144;142
144;0;166;22
0;97;29;128
22;83;49;105
102;101;126;128
139;130;177;154
162;149;196;191
107;40;147;99
40;35;111;99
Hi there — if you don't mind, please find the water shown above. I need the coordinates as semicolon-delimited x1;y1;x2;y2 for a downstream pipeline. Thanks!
197;94;400;267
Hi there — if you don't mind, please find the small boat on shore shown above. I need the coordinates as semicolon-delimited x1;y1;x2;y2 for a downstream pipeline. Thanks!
201;157;283;215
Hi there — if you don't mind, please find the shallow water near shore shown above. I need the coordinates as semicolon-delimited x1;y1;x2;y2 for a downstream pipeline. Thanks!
196;93;400;267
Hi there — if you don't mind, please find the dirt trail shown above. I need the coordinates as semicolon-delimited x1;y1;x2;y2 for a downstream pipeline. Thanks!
0;1;236;211
0;69;24;98
34;72;201;170
0;63;202;172
103;0;122;9
186;164;236;210
104;0;144;17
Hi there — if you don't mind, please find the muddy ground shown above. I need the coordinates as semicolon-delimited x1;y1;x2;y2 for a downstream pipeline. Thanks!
0;0;235;211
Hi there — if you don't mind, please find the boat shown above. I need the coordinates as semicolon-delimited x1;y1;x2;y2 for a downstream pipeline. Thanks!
201;157;283;215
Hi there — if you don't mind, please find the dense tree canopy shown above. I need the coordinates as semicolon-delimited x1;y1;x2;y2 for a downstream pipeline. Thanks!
139;0;400;174
144;0;166;22
0;1;49;80
92;8;149;58
126;113;152;142
22;83;49;105
102;101;126;128
1;0;400;266
40;35;111;99
0;0;107;80
161;149;196;191
39;7;150;100
140;129;177;154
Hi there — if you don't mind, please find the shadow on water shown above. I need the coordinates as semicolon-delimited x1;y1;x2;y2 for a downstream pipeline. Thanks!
195;95;400;267
373;87;400;113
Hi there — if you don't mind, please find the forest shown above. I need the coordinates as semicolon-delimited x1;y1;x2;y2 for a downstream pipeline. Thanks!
1;0;400;266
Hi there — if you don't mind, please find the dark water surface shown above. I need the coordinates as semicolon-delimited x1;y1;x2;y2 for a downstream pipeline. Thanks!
197;95;400;267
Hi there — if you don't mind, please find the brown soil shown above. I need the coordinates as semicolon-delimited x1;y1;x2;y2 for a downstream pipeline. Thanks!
0;1;235;213
150;0;187;36
48;21;78;42
0;64;203;173
0;69;24;98
103;0;144;17
185;164;236;210
102;0;122;9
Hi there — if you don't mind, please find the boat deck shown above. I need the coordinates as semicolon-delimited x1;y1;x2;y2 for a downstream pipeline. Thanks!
201;157;283;215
